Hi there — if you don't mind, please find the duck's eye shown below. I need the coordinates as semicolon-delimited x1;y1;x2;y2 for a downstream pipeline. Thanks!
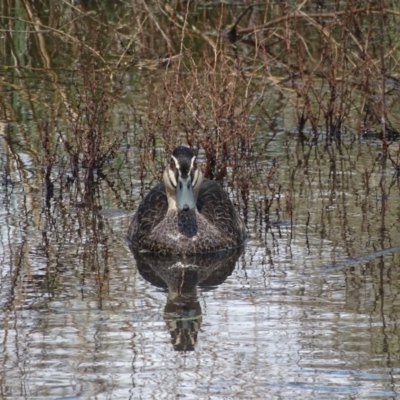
169;159;175;169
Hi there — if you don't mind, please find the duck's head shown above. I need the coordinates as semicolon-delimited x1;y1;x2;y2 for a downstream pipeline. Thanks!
163;146;203;212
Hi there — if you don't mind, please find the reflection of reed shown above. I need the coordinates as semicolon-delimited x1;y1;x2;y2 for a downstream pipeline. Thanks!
131;248;243;351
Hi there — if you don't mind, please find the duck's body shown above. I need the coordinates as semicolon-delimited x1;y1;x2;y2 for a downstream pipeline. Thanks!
127;146;246;255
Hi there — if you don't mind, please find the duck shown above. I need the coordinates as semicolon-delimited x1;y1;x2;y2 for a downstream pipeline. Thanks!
127;145;246;254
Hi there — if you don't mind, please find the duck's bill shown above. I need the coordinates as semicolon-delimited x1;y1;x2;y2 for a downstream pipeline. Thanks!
176;176;196;211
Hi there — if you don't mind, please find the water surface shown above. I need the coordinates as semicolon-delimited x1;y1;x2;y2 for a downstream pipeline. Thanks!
2;1;400;398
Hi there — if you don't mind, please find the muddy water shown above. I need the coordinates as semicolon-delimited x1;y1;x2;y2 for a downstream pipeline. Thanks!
1;131;400;400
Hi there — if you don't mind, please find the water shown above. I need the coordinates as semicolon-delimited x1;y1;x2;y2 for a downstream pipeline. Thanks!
1;134;400;399
2;1;400;398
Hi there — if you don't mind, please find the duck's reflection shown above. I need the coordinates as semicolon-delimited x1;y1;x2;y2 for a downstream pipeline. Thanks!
131;248;243;351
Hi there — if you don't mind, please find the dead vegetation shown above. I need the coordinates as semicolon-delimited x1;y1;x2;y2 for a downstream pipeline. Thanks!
1;0;400;197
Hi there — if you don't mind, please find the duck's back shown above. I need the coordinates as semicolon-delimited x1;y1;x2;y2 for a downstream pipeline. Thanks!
197;179;246;245
127;180;246;254
127;183;168;246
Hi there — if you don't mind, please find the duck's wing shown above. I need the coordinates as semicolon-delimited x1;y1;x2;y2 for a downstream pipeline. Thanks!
128;183;168;243
196;180;246;243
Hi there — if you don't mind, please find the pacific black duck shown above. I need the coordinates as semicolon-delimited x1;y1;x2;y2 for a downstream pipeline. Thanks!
127;145;246;254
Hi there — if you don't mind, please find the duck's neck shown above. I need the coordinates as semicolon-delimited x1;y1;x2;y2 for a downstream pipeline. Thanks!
167;195;177;211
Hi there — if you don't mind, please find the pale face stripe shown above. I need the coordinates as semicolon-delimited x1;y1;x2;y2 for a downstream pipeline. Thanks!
171;155;180;170
192;169;200;189
189;155;196;170
168;168;177;187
